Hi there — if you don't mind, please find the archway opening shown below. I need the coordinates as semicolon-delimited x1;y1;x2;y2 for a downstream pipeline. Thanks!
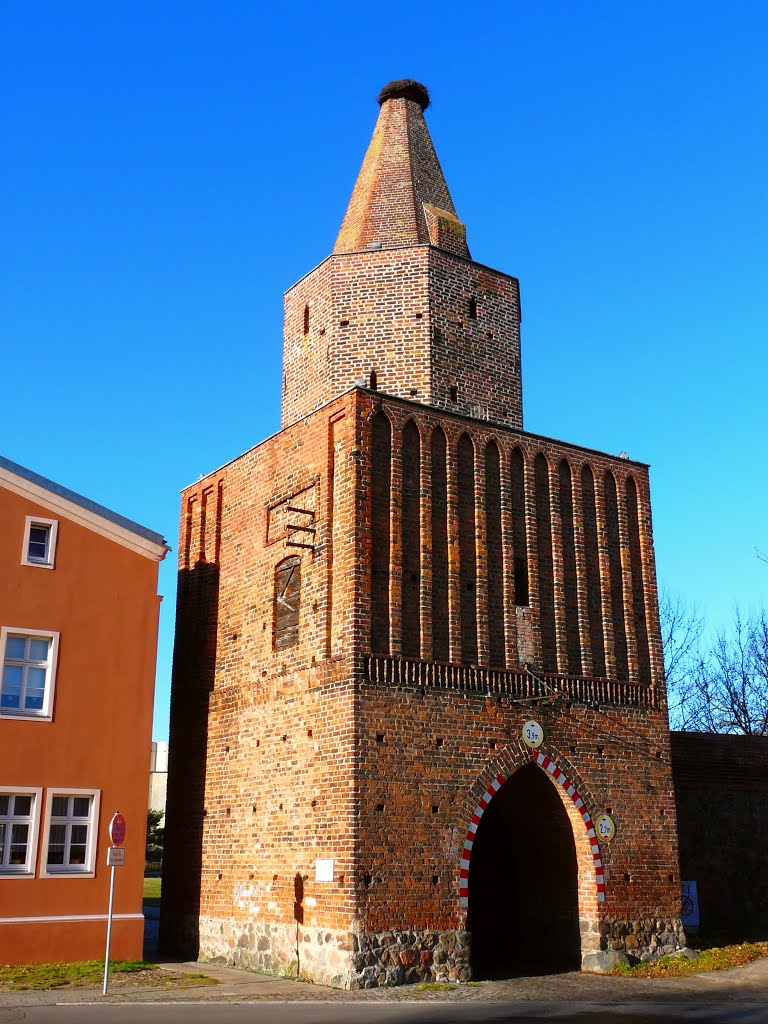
467;763;581;977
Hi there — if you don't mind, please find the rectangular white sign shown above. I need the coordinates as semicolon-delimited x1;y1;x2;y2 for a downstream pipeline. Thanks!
315;858;334;882
107;847;125;867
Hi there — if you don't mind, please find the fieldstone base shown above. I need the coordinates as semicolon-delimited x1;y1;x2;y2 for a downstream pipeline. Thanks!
198;916;355;988
349;929;472;988
598;916;686;961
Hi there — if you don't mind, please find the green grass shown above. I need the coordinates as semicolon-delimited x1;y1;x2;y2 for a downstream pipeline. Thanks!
143;876;162;899
0;959;155;991
611;941;768;978
418;982;455;991
143;875;162;908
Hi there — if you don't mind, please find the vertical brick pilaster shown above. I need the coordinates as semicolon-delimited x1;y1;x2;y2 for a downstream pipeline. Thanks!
446;431;462;665
523;450;542;669
499;445;519;669
420;424;433;662
572;460;594;677
636;474;665;695
549;461;568;674
616;473;639;684
474;446;489;667
594;472;617;679
389;424;403;657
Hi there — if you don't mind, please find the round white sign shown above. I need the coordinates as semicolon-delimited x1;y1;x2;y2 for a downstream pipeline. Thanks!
522;720;544;748
595;813;616;841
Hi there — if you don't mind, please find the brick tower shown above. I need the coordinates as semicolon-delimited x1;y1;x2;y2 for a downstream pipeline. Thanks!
162;80;685;987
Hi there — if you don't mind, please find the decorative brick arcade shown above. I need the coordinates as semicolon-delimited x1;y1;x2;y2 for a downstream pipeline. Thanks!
161;79;685;987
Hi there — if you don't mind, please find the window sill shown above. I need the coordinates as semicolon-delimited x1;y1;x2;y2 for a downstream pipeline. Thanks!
0;711;52;722
39;869;95;879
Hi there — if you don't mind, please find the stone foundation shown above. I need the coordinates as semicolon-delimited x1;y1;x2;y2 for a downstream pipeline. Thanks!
185;916;685;986
599;917;686;961
349;929;471;989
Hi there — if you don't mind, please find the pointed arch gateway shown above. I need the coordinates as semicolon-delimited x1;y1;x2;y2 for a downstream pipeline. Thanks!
461;751;603;976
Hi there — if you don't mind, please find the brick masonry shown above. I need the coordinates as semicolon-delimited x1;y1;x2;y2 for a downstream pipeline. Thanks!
162;82;685;986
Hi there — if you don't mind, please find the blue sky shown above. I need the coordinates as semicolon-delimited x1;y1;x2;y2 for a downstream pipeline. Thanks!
2;2;766;740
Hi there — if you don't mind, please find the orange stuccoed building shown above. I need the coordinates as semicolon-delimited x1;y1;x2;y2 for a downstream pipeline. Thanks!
0;455;168;963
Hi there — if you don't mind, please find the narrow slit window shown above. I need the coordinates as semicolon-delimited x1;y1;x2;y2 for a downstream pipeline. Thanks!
370;369;378;391
450;385;458;402
468;296;477;319
303;305;310;335
274;558;301;650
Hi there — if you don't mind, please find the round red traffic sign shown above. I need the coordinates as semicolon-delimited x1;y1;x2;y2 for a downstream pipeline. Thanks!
109;812;126;846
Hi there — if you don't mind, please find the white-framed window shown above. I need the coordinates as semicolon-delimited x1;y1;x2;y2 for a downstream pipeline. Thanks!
40;790;100;877
21;517;58;569
0;788;42;876
0;627;59;720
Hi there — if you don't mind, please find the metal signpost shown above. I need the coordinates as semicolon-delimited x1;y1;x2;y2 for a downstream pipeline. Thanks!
103;812;126;997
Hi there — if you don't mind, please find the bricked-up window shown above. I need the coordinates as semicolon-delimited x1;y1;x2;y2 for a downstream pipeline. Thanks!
604;471;629;681
510;448;529;606
370;412;392;654
401;420;421;658
534;454;557;673
581;465;606;677
431;427;449;662
458;434;478;664
485;441;505;667
559;460;582;675
274;557;301;650
626;476;651;685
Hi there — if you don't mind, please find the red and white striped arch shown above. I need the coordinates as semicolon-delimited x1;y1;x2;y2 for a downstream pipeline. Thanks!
459;750;605;908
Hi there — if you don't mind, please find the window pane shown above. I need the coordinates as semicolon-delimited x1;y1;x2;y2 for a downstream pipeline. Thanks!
69;845;87;865
28;640;49;662
10;823;28;863
71;824;87;845
24;689;44;711
6;637;26;660
14;795;32;816
51;796;69;817
0;796;8;816
0;822;5;850
72;797;90;817
1;687;21;709
47;824;66;865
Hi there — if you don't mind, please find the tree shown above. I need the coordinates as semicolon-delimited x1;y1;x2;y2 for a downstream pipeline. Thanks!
685;609;768;736
658;586;704;730
146;809;165;864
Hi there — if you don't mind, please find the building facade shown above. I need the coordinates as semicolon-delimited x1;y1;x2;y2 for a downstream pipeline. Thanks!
0;455;168;963
162;80;684;986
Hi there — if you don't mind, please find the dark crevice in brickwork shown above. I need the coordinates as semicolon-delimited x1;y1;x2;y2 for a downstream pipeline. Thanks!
458;434;478;664
604;472;629;682
581;466;606;677
485;442;505;667
510;448;529;606
431;428;449;662
371;412;392;654
401;420;421;658
534;455;557;673
559;460;581;675
160;561;217;960
626;476;651;685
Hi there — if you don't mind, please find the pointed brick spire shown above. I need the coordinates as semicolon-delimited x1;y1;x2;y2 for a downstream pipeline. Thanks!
333;80;470;259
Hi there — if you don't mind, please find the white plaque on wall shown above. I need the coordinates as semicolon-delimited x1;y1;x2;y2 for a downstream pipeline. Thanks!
315;858;334;882
522;720;544;748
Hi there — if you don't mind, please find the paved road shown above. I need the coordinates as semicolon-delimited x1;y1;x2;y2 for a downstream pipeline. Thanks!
3;1000;767;1023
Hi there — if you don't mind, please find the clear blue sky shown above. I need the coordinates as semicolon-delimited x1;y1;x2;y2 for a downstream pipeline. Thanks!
2;2;766;740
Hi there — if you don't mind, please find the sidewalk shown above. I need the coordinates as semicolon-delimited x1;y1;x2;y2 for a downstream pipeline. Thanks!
2;954;768;1009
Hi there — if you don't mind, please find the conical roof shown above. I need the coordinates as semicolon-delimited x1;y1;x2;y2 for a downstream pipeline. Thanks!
333;80;470;258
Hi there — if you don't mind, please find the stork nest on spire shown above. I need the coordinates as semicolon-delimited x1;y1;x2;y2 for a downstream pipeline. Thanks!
377;79;430;110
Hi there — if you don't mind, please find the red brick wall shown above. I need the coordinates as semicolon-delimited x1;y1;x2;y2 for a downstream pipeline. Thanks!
282;248;522;431
671;732;768;941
